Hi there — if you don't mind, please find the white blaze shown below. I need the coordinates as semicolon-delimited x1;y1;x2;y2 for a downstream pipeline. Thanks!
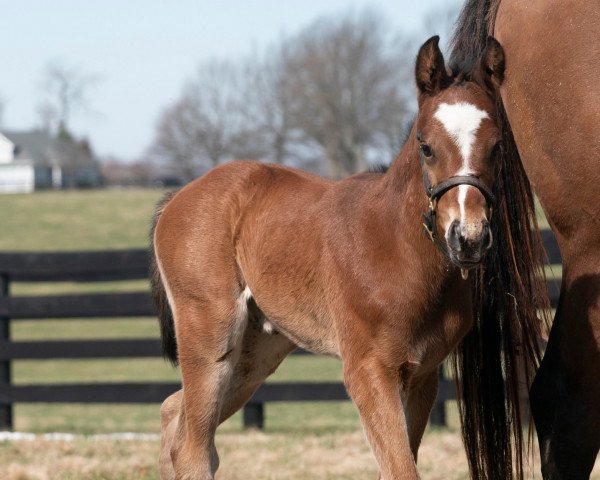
434;101;490;237
433;101;489;171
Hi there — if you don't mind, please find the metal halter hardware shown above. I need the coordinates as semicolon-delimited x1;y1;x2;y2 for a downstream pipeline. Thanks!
421;173;496;254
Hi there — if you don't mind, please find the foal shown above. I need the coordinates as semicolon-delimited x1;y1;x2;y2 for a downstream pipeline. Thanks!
153;36;506;480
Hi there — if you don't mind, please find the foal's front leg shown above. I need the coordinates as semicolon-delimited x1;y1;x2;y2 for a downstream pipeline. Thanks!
343;355;420;480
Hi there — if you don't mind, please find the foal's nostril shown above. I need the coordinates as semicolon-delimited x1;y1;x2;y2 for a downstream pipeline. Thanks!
482;221;492;250
449;220;462;249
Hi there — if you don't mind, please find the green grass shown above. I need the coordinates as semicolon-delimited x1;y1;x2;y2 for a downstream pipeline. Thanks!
11;279;150;296
10;344;347;432
0;188;165;251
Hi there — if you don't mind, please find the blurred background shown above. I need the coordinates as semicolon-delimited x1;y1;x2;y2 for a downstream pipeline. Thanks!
2;2;582;480
0;0;460;189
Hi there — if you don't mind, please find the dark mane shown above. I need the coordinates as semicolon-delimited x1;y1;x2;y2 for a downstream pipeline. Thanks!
449;2;550;480
450;0;502;65
448;59;477;84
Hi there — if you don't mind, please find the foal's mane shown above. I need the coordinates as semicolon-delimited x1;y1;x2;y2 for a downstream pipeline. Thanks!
450;2;551;480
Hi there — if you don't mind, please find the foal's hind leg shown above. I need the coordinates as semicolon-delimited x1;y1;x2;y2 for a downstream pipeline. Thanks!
160;390;182;480
160;319;295;480
219;316;296;422
167;294;247;480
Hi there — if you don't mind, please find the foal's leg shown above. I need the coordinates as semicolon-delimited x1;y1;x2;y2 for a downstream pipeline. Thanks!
343;354;420;480
404;370;439;461
160;390;182;480
169;295;246;480
160;325;295;479
219;322;296;422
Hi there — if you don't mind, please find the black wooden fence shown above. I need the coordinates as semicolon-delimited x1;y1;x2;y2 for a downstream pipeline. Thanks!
0;230;561;431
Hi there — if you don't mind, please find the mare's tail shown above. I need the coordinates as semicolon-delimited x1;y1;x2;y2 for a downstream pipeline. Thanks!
449;2;551;479
149;191;180;366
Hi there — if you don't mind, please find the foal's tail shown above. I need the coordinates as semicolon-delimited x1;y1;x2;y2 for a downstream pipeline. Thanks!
449;2;551;480
150;191;180;366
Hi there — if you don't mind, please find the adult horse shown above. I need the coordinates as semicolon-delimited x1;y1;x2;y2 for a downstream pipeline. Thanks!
451;1;600;478
152;37;544;479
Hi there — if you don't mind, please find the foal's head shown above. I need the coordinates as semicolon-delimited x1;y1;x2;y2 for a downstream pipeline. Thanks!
414;36;505;270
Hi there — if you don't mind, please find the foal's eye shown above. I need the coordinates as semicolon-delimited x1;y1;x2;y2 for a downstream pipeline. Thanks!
420;144;433;158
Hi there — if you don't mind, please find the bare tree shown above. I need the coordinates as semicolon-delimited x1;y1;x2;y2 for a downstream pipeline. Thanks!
239;44;296;165
149;60;266;181
148;9;415;178
283;10;412;177
37;61;100;134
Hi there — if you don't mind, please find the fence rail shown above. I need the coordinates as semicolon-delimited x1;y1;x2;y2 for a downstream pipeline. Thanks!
0;229;561;430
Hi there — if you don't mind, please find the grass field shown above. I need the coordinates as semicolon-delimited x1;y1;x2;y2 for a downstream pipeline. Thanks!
1;189;596;479
0;188;165;251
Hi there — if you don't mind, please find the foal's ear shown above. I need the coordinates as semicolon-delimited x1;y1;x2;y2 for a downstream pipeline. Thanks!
415;36;450;100
479;36;505;91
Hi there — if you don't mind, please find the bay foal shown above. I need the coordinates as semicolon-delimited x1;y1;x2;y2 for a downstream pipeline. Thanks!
153;37;511;479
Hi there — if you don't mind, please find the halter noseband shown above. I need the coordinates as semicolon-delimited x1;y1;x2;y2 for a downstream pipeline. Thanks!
421;171;495;254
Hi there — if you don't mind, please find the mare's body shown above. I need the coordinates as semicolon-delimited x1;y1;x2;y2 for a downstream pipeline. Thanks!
452;1;600;477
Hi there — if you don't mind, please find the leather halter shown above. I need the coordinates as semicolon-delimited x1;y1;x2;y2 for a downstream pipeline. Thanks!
421;170;495;255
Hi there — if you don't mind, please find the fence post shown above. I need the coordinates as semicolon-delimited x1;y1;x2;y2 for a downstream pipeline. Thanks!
429;367;447;427
0;274;12;430
243;402;264;429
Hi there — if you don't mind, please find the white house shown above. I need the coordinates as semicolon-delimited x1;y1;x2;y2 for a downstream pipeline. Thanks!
0;130;62;193
0;130;101;193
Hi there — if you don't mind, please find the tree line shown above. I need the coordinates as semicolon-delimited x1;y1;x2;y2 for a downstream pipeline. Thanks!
0;5;459;186
147;10;430;181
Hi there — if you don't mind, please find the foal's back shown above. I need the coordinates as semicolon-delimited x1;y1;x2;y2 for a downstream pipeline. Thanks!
154;160;384;356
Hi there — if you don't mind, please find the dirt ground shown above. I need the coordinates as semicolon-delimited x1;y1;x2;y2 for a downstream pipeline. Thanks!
1;429;599;480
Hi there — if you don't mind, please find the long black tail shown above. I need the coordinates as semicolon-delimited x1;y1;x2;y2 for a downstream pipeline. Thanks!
450;2;551;479
149;190;180;366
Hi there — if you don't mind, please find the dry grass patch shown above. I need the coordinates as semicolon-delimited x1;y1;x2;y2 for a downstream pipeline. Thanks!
2;429;598;480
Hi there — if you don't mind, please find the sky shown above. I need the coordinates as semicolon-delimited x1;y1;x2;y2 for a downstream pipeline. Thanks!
0;0;459;161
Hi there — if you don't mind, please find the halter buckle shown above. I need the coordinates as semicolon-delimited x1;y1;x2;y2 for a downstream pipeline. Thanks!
428;197;437;211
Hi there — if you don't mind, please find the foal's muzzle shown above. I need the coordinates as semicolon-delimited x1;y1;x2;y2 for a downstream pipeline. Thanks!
446;219;492;268
421;174;495;271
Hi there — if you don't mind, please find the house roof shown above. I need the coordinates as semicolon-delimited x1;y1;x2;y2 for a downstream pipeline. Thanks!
1;130;59;166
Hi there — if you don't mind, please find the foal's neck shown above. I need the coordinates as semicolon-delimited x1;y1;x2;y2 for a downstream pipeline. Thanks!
380;133;452;283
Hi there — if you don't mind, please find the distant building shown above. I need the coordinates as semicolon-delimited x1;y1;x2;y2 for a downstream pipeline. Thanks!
0;130;101;193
